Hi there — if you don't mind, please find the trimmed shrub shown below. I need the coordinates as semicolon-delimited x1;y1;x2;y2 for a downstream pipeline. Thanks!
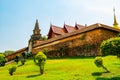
43;49;48;55
26;52;33;58
20;57;25;65
14;56;19;64
100;37;120;57
94;57;109;72
94;57;103;67
0;54;7;66
9;66;17;75
34;52;47;74
22;52;27;59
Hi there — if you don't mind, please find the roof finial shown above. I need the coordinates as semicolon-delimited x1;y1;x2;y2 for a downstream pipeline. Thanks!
36;19;38;23
75;22;77;26
113;7;119;28
85;24;87;27
64;21;66;27
34;19;39;30
50;22;52;27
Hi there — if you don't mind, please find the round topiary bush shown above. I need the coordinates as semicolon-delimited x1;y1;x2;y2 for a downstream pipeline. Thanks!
94;57;109;72
34;52;47;74
14;56;19;64
94;57;103;67
0;54;7;66
9;66;17;75
100;37;120;56
20;57;26;65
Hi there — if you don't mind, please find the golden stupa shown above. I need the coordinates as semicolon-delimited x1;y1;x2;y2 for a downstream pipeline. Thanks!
113;8;120;29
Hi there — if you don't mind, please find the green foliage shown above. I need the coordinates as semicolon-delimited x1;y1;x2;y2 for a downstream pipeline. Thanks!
94;57;109;72
4;50;14;56
80;33;86;40
8;66;17;75
34;52;47;74
100;37;120;56
94;57;103;67
117;33;120;37
20;57;26;65
0;54;7;66
22;51;27;59
58;47;65;57
0;56;119;80
43;49;48;55
14;56;19;64
0;52;3;54
58;48;63;53
42;35;47;40
26;52;33;58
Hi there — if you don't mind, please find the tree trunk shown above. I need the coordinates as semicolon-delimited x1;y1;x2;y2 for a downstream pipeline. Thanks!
102;65;110;72
9;72;13;75
40;68;43;74
40;65;44;74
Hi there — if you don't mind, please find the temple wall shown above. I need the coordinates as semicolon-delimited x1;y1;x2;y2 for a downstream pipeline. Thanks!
32;28;118;57
6;28;119;60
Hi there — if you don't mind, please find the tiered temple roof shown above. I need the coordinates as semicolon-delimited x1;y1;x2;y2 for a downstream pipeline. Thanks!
48;23;85;39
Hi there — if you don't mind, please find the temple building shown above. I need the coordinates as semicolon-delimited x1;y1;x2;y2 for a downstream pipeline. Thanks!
30;19;43;43
6;9;120;61
28;20;43;53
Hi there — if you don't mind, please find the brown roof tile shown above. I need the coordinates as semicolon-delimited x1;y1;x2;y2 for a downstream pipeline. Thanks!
75;23;85;30
51;25;65;35
64;24;76;33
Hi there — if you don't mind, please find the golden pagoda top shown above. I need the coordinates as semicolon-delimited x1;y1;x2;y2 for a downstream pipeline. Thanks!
113;7;120;29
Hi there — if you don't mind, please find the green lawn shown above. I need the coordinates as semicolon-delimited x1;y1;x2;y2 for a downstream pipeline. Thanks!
0;56;120;80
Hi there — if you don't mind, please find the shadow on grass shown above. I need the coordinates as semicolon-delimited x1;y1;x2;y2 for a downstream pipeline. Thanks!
113;63;120;65
17;64;23;67
96;76;120;80
92;72;109;76
26;74;41;78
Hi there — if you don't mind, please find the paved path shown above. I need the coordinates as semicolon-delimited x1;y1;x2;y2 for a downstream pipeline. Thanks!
5;60;14;65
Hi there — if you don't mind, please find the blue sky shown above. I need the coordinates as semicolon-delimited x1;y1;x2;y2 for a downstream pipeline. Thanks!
0;0;120;52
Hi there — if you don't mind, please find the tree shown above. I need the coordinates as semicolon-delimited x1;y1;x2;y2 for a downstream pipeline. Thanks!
22;51;27;59
94;57;109;72
19;56;26;65
14;56;19;64
0;54;7;66
4;50;14;56
42;35;47;40
9;66;17;75
27;52;33;58
100;37;120;57
0;52;3;54
34;52;47;74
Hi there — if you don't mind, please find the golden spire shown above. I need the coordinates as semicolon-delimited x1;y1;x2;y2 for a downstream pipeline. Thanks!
113;7;119;28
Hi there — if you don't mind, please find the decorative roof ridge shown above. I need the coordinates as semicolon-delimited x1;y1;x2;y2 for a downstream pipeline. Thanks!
64;24;74;28
50;24;62;29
